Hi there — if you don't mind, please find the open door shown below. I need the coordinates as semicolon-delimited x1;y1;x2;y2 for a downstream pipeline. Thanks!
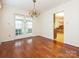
54;11;64;43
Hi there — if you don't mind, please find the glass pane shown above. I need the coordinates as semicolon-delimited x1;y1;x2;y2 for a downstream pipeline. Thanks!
25;20;32;34
15;20;23;35
16;29;19;35
28;29;32;33
19;29;22;35
15;20;23;29
15;15;32;36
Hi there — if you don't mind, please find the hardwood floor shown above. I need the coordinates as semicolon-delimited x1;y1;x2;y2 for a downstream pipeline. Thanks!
0;36;79;58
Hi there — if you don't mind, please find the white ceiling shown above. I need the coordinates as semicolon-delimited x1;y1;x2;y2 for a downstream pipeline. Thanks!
2;0;69;13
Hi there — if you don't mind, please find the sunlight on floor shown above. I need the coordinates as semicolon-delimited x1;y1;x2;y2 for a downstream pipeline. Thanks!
27;39;32;44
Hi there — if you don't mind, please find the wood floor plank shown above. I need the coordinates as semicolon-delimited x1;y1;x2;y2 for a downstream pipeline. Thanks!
0;36;79;58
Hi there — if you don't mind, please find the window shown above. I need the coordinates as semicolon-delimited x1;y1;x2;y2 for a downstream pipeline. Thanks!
15;15;32;36
25;18;32;34
15;20;23;35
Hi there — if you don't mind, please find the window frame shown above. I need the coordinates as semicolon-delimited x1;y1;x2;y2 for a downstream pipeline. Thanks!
14;14;32;36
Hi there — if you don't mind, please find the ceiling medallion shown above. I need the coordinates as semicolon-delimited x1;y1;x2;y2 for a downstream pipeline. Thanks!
26;0;40;17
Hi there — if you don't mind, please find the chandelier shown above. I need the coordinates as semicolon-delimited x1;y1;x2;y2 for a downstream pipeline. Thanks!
26;0;40;17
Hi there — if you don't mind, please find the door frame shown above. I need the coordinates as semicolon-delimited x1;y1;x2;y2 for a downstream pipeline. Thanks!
53;10;64;41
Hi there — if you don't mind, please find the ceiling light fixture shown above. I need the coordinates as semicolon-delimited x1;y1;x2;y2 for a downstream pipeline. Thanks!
26;0;40;17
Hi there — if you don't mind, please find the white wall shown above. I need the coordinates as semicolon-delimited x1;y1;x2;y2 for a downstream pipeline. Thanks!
38;0;79;47
1;6;27;42
0;9;1;42
0;8;3;43
0;6;39;42
1;0;79;47
38;10;54;39
32;17;41;36
64;0;79;47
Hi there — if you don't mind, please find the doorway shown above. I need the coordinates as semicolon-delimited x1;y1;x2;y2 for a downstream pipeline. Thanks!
54;11;64;43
